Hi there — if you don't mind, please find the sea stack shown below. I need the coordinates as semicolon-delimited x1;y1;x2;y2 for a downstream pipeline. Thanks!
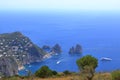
42;45;51;51
69;44;82;54
51;44;62;54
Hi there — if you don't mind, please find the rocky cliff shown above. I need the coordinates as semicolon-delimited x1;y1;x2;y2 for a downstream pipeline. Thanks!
0;32;47;77
0;57;18;77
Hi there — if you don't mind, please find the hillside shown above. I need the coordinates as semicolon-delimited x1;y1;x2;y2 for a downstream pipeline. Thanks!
0;32;47;77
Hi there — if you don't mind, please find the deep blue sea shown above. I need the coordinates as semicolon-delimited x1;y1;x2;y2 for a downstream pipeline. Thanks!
0;12;120;75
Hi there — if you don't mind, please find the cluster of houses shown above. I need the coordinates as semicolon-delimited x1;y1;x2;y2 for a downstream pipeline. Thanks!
0;34;33;63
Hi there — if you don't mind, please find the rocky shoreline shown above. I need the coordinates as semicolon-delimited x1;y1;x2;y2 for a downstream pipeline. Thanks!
18;65;25;71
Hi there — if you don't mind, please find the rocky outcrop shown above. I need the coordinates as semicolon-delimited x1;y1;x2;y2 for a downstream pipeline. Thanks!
42;45;51;51
69;44;82;54
0;32;47;77
51;44;62;54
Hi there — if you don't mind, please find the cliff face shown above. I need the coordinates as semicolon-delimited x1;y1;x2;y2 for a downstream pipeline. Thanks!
0;57;18;77
0;32;47;76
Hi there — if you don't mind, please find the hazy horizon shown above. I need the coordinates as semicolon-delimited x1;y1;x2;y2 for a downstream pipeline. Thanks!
0;0;120;13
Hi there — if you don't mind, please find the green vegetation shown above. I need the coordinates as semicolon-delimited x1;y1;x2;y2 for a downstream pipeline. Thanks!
35;66;53;78
52;71;58;75
76;55;98;80
63;70;71;75
111;70;120;80
35;65;58;78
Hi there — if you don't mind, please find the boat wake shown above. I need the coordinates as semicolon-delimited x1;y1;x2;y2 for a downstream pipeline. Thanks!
100;57;112;61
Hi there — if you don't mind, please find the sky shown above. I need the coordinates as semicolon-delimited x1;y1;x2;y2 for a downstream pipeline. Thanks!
0;0;120;12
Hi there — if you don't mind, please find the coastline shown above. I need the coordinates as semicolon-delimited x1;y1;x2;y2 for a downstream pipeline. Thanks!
18;65;25;71
18;53;52;71
43;53;52;59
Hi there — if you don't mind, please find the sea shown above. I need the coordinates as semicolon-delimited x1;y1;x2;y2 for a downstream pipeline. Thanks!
0;11;120;75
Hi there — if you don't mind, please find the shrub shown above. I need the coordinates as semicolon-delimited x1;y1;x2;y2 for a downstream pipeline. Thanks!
112;70;120;80
63;70;71;75
52;70;58;75
35;66;53;78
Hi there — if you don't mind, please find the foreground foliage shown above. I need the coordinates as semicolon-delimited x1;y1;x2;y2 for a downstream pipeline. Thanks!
35;66;53;78
76;55;98;80
111;70;120;80
0;73;112;80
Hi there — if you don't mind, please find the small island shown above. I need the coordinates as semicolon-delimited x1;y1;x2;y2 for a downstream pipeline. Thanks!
69;44;82;54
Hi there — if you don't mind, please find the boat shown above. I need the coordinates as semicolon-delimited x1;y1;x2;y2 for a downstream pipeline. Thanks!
100;57;112;61
56;60;61;64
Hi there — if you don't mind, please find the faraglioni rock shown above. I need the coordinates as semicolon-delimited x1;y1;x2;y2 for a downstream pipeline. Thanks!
69;44;82;54
0;32;47;76
51;44;62;54
42;45;51;51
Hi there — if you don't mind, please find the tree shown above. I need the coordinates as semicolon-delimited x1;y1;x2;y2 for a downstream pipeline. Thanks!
35;66;53;78
76;55;98;80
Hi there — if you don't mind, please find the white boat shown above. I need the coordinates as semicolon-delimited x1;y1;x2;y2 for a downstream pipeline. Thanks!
100;57;112;61
56;60;61;64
